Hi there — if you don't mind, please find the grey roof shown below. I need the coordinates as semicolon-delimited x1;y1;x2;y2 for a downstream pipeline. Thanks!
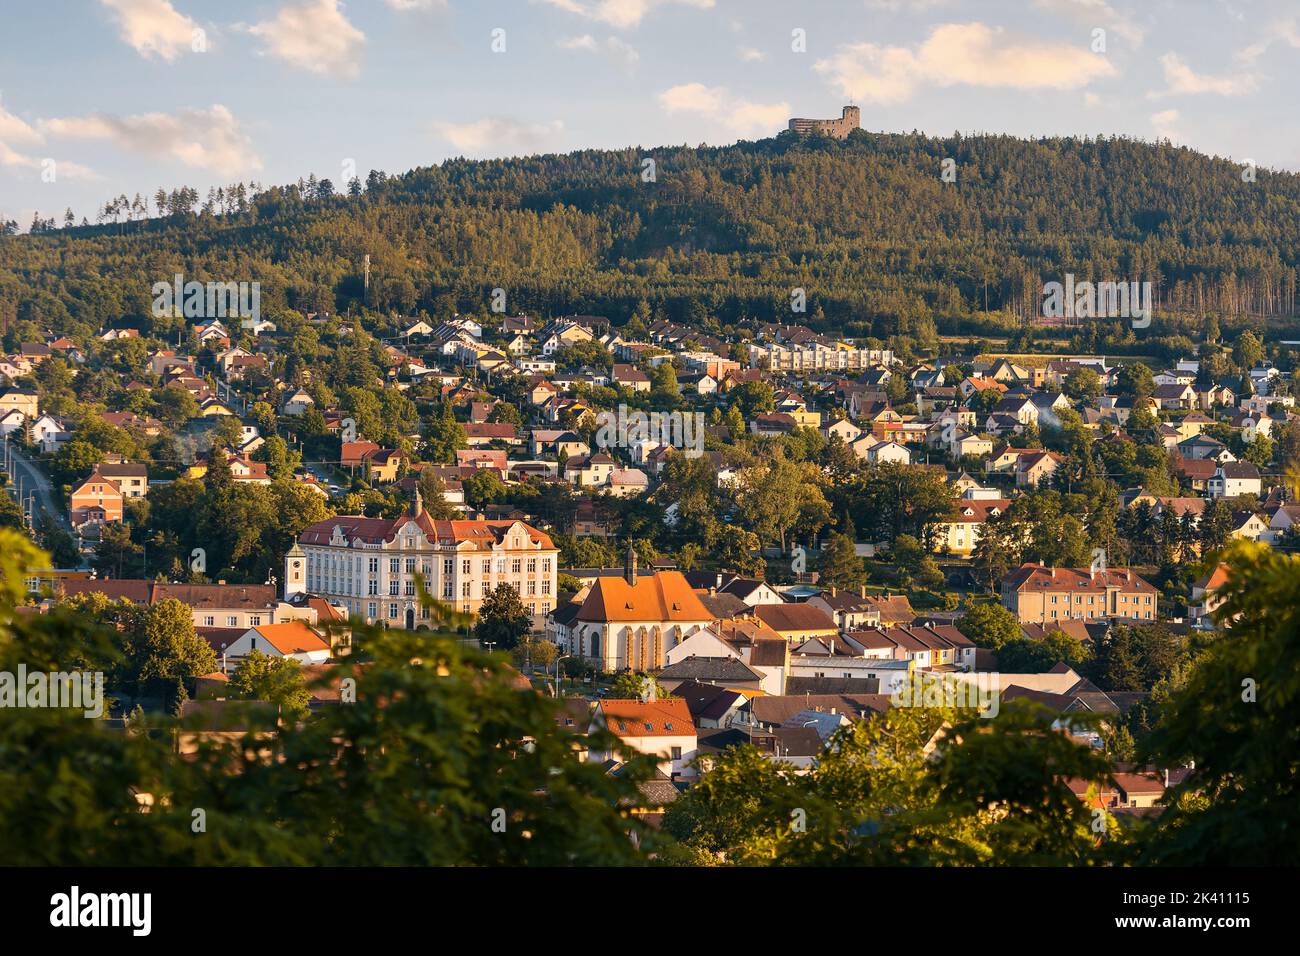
697;592;750;619
658;656;762;683
749;693;891;727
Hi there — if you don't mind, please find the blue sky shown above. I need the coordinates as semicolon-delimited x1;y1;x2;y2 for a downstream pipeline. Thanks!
2;0;1298;229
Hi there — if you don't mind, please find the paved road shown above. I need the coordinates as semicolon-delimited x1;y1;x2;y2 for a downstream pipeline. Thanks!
3;440;73;537
305;459;347;496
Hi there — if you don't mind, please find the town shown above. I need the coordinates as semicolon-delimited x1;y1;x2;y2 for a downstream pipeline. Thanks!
2;294;1297;864
0;0;1297;888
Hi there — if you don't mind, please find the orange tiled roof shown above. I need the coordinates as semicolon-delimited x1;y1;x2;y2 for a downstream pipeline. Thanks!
250;622;329;656
576;571;713;624
599;698;695;738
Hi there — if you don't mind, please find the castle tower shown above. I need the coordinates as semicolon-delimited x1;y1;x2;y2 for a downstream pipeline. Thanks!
284;542;307;599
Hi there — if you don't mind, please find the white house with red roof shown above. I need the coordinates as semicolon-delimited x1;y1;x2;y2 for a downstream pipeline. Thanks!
224;621;331;665
588;697;698;779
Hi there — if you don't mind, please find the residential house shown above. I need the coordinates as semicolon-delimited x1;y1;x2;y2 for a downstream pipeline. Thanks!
588;698;698;780
223;621;332;665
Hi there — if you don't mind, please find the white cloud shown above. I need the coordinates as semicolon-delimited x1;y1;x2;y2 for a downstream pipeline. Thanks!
1151;52;1257;97
433;118;565;156
1237;19;1300;65
813;22;1116;104
657;83;789;139
560;34;600;51
0;99;98;180
537;0;714;30
738;47;766;63
43;104;260;178
98;0;201;61
559;33;639;67
1032;0;1144;48
1150;108;1180;140
247;0;365;78
0;102;43;150
385;0;446;9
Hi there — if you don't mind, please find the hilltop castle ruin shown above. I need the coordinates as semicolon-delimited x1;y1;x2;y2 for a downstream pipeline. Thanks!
787;105;860;140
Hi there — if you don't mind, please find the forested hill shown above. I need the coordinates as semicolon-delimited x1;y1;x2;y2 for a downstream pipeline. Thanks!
4;128;1300;349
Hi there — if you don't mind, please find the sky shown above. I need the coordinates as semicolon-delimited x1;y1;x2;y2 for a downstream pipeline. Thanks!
2;0;1298;229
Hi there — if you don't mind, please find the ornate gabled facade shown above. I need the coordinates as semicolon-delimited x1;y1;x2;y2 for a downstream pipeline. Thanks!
291;492;558;628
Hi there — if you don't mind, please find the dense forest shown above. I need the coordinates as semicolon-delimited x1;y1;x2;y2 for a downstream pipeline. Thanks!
3;128;1300;350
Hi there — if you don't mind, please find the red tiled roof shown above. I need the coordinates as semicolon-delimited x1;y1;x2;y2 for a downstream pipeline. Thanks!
598;698;695;738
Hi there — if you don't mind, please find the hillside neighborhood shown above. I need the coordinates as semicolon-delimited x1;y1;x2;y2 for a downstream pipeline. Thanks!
4;303;1297;842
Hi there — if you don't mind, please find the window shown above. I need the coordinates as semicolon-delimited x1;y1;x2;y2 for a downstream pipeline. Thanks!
367;602;377;618
388;603;398;620
390;558;400;574
443;582;453;598
543;559;551;573
368;557;379;573
497;559;506;574
527;559;536;573
368;580;378;595
462;559;472;575
227;616;237;627
527;581;536;596
462;582;471;597
406;558;416;573
250;615;262;626
670;747;682;761
482;559;491;575
203;615;215;627
389;581;399;595
443;558;454;576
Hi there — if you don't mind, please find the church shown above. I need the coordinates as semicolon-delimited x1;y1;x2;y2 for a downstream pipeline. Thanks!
565;545;713;672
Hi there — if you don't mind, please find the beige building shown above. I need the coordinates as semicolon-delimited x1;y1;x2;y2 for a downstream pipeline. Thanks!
932;499;1011;556
1000;564;1159;624
291;494;558;627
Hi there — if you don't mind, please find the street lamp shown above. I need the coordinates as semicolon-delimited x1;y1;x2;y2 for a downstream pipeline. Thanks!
553;652;570;699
